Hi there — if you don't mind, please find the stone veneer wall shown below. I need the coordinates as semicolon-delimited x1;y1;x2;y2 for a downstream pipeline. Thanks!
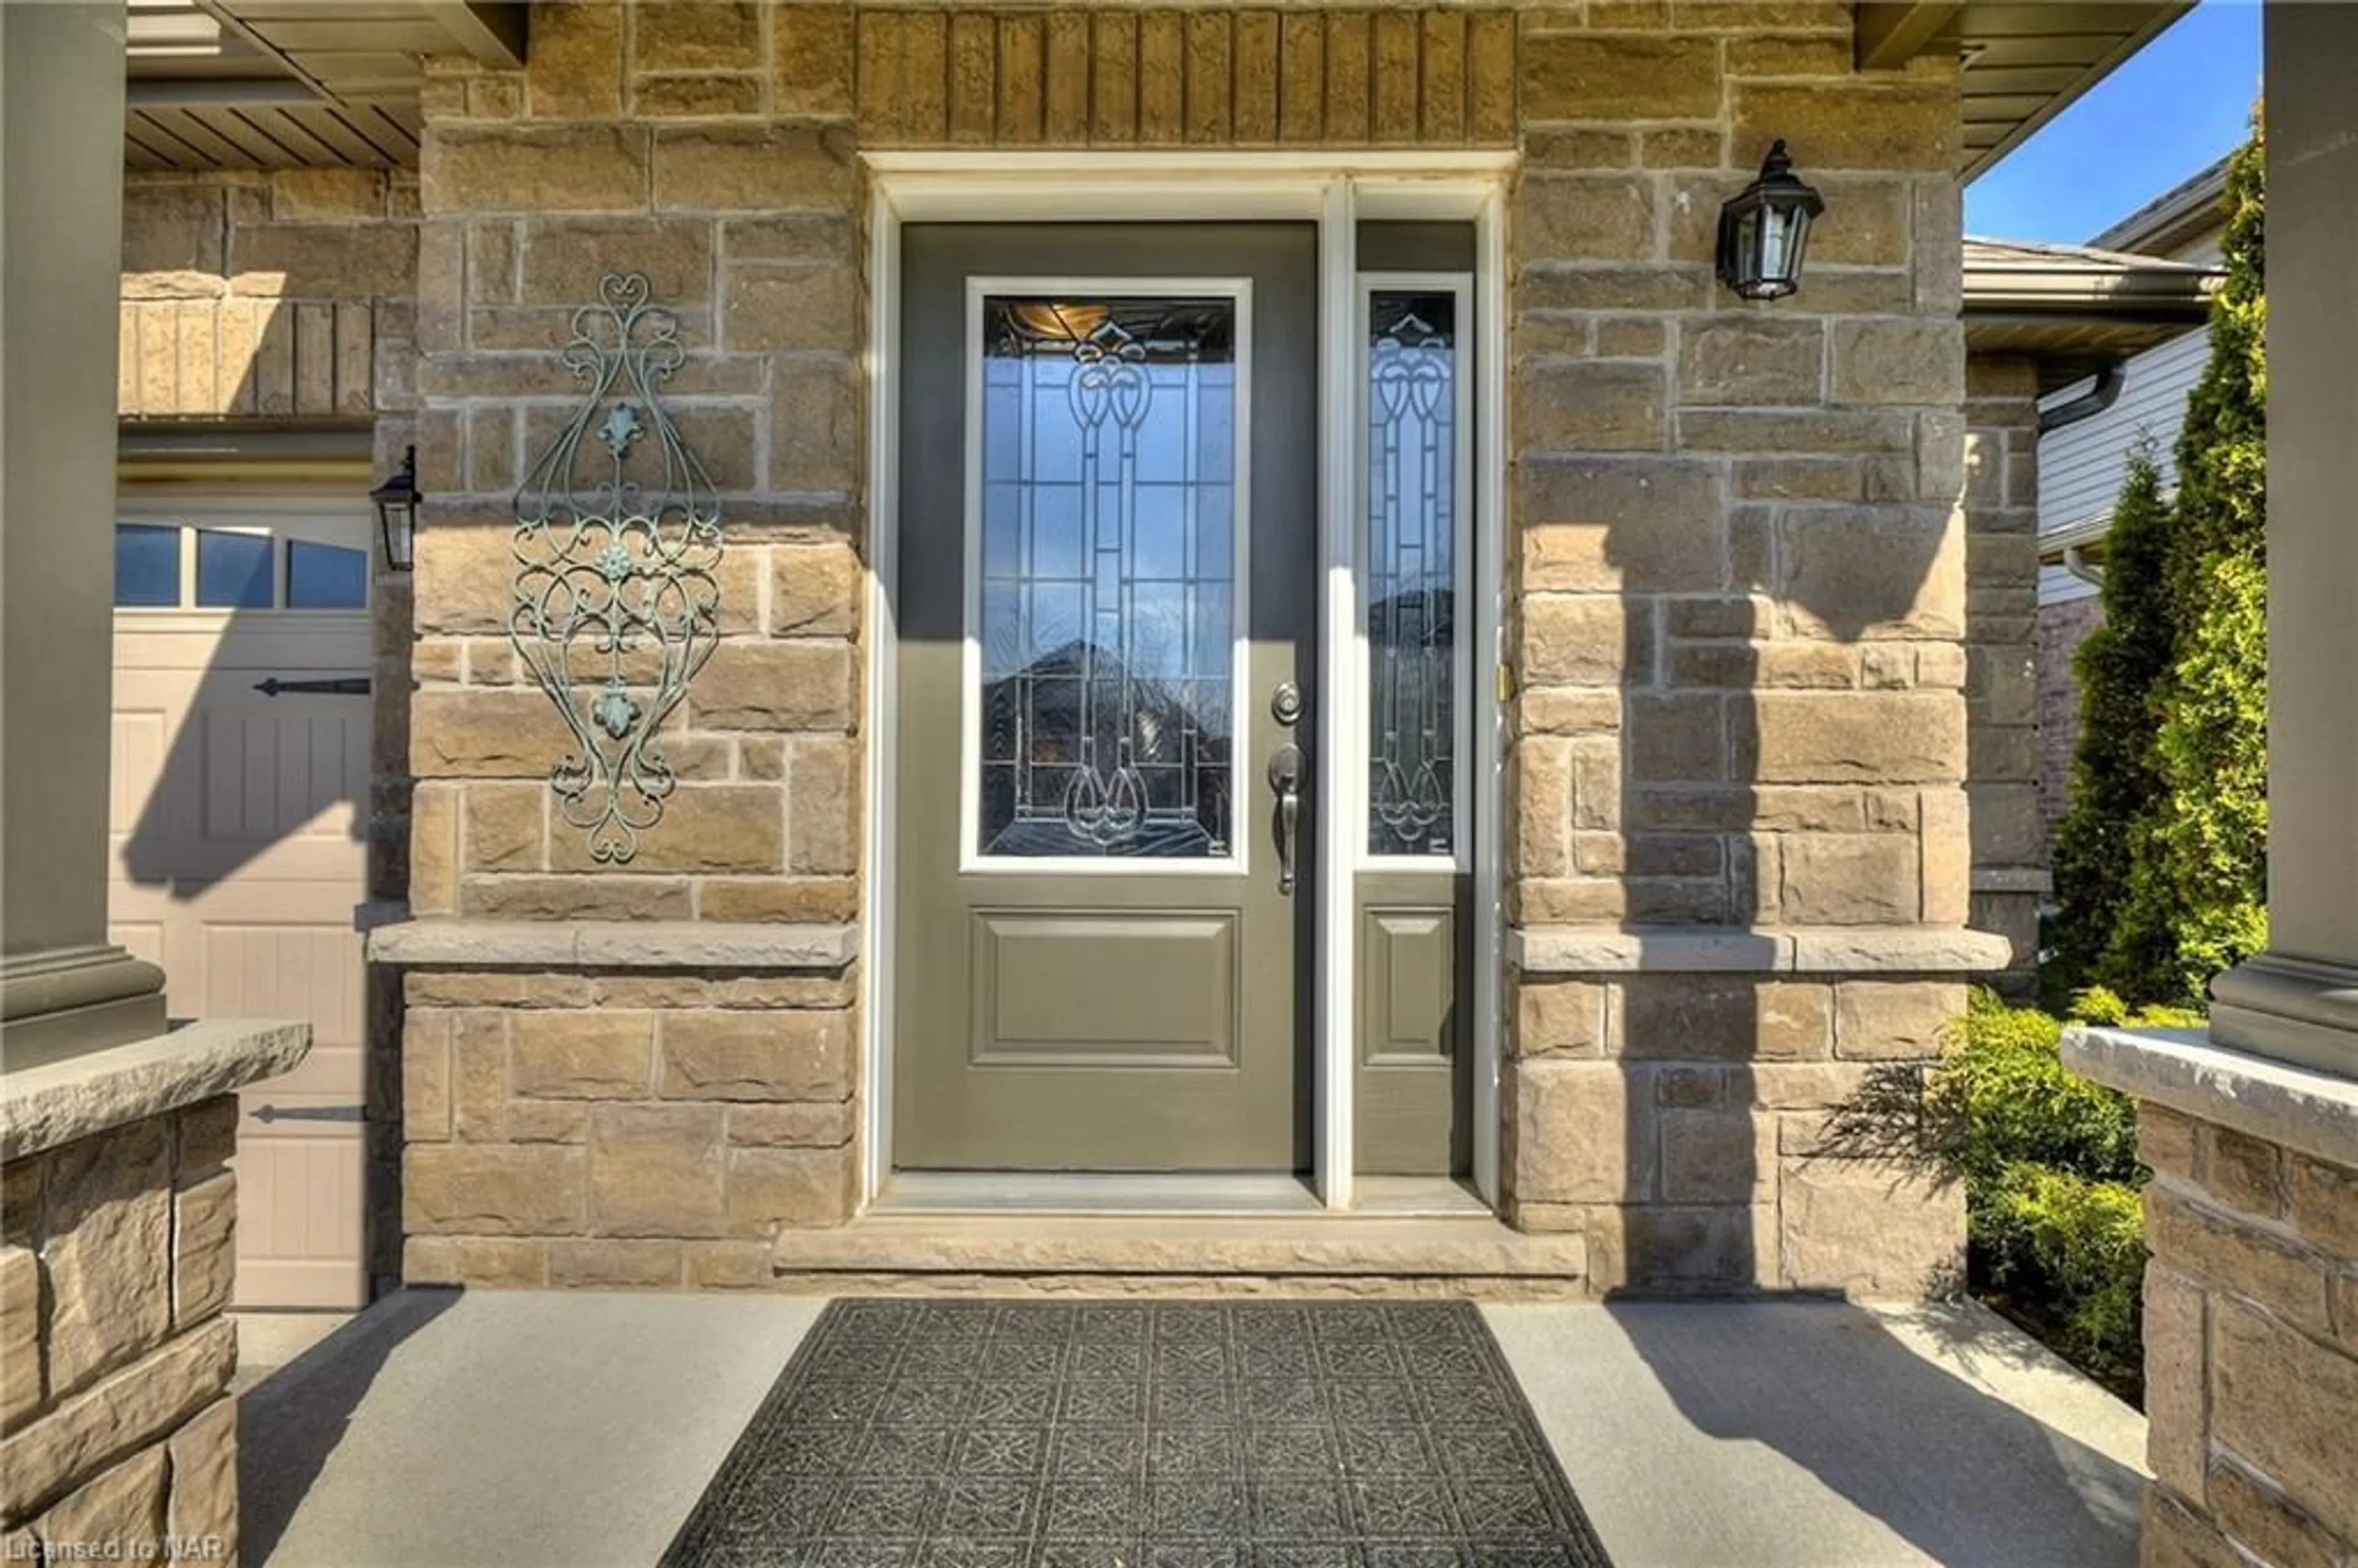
1;1099;240;1561
119;169;424;1291
2137;1103;2358;1567
1961;352;2044;993
400;0;1980;1294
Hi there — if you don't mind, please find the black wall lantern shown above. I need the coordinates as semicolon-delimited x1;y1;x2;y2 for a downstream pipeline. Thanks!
370;444;419;572
1717;140;1825;301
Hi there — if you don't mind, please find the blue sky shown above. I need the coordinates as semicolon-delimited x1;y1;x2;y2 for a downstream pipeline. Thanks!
1965;0;2262;244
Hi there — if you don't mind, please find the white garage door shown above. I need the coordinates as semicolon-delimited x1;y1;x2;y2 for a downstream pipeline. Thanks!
108;497;374;1309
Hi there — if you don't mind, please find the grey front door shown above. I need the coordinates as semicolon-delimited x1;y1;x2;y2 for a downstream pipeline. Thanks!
893;223;1317;1171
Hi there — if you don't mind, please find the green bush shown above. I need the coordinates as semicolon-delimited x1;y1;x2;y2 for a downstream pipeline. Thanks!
1928;990;2195;1386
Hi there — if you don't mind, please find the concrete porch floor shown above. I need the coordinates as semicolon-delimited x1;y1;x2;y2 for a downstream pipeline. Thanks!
236;1290;2146;1568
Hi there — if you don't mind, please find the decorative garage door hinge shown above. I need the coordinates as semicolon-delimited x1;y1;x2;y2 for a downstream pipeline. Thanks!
511;272;722;864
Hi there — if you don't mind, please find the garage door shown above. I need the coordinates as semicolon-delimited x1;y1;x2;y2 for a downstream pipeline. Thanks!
107;500;374;1309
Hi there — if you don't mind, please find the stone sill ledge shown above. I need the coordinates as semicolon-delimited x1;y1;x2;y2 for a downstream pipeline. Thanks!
2063;1023;2358;1173
366;917;859;972
1;1017;311;1161
1509;925;2014;976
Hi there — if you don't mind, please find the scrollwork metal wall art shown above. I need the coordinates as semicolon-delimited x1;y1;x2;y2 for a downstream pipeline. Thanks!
510;272;722;864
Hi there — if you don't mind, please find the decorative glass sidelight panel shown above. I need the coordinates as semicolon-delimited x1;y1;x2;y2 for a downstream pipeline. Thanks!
1365;290;1461;858
976;295;1239;860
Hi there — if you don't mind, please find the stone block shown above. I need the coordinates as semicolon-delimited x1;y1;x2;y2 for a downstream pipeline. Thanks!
508;1101;590;1144
460;875;695;922
1919;786;1971;925
1514;740;1572;879
658;1011;852;1101
1830;318;1966;407
548;1238;685;1289
2211;1295;2358;1543
404;1145;585;1236
1778;506;1964;640
632;74;763;118
411;690;577;778
0;1318;233;1522
1659;1108;1775;1202
1626;693;1725;783
775;4;856;116
2206;1455;2343;1568
422;128;647;216
1514;979;1609;1059
1520;266;1712;315
1519;460;1724;592
687;1241;774;1289
771;357;864;495
2286;1151;2358;1259
403;1235;548;1289
524;0;624;118
1748;1062;1875;1109
1619;976;1829;1062
2148;1184;2332;1338
1521;34;1722;121
1833;982;1963;1060
1516;175;1655;264
1678;317;1824;406
166;1397;236;1561
587;1104;727;1239
1;1245;39;1426
634;0;760;72
171;1173;237;1330
1506;1060;1648;1205
787;739;859;876
697;876;860;923
1519;596;1632;688
548;785;784;874
1776;834;1920;926
2202;1125;2286;1221
510;1012;655;1100
518;217;712;308
723;264;858;354
1741;691;1964;784
44;1117;173;1399
692;642;854;731
2141;1104;2199;1183
177;1098;238;1177
1514;359;1667;452
1606;1205;1778;1292
770;541;860;637
34;1445;166;1564
728;1102;856;1147
1778;1159;1963;1297
727;1145;855;1235
652;125;854;214
462;782;545;873
2142;1263;2208;1501
1730;82;1960;173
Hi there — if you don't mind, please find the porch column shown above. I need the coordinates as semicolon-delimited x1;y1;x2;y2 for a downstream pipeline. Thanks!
2063;6;2358;1562
0;0;165;1063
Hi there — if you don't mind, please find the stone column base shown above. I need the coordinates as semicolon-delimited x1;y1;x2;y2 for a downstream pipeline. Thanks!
1505;925;2006;1298
2066;1025;2358;1567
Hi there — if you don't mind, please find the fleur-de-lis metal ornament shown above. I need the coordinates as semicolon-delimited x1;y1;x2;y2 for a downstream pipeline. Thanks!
510;273;722;864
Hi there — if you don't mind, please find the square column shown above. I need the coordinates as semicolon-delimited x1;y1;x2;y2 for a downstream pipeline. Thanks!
0;1;163;1064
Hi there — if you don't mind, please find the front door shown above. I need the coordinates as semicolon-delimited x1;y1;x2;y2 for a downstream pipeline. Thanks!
895;223;1317;1171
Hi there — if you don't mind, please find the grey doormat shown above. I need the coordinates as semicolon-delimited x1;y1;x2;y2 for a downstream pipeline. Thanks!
661;1298;1614;1567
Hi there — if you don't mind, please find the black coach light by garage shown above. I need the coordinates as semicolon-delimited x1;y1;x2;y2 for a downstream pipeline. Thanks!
370;444;420;571
1717;139;1825;301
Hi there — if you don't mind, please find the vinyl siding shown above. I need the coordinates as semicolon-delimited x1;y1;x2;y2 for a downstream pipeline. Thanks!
2036;327;2211;537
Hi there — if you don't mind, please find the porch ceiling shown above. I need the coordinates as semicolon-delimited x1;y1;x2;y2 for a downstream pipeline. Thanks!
1859;0;2193;180
123;0;522;171
120;2;2182;180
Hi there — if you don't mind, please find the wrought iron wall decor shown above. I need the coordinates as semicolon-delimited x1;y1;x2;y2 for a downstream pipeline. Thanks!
510;272;722;864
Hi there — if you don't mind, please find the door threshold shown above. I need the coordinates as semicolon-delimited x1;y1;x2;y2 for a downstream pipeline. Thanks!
871;1171;1489;1218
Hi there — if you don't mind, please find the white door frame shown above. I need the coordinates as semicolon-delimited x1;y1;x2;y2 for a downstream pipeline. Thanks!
860;151;1514;1213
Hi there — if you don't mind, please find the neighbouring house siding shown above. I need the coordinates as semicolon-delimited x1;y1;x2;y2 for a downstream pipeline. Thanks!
2035;325;2208;543
1963;353;2042;992
375;0;1978;1294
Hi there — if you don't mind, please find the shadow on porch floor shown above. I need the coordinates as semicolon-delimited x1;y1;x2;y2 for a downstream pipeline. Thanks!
237;1290;2143;1567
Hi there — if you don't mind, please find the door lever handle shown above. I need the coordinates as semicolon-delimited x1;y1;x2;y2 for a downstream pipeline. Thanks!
1267;743;1304;896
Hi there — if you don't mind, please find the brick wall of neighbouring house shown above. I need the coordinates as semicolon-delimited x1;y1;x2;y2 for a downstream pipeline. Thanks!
2037;594;2103;850
399;0;1977;1294
2137;1104;2358;1566
0;1100;241;1560
119;170;422;1289
1961;353;2043;993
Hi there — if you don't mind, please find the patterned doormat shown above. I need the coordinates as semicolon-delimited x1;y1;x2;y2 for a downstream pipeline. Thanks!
661;1298;1614;1567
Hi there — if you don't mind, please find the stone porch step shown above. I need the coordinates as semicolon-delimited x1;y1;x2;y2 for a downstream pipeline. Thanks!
769;1213;1587;1283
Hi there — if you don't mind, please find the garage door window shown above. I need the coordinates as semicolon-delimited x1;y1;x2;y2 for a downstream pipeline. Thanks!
114;523;182;607
113;521;369;611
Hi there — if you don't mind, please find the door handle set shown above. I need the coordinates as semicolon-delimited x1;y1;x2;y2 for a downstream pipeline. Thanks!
1267;743;1304;896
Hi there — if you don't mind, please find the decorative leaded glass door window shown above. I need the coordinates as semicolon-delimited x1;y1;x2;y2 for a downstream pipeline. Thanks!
965;285;1250;868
